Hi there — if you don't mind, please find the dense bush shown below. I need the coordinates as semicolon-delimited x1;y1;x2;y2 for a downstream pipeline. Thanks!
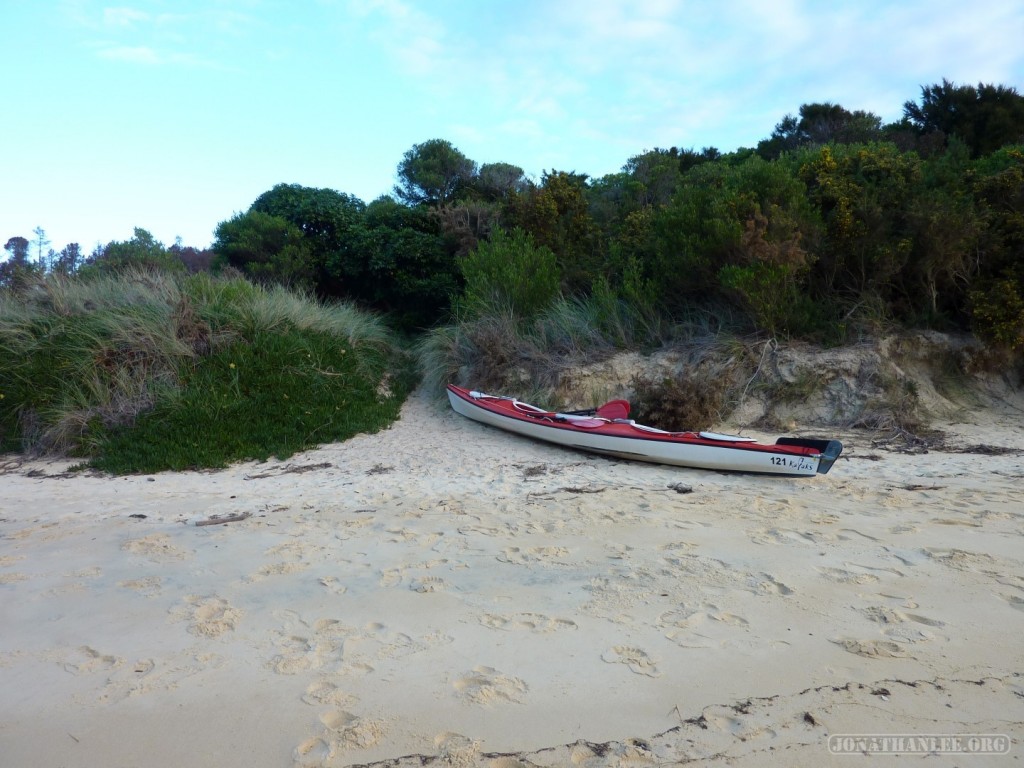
629;372;728;432
0;270;412;470
459;227;561;318
213;211;316;290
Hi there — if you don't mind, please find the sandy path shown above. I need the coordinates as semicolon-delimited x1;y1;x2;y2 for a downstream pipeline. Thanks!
1;389;1022;766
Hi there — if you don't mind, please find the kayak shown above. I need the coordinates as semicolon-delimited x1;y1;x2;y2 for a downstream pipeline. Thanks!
447;385;842;476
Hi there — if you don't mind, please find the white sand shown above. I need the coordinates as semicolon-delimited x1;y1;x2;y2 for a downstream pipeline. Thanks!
1;389;1022;766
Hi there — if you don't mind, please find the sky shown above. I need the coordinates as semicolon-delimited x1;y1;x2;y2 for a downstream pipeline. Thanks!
3;0;1023;255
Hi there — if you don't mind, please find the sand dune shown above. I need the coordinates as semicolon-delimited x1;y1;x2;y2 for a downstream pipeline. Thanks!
1;388;1022;766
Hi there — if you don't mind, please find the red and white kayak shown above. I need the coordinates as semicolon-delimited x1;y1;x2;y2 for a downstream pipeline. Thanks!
447;385;842;476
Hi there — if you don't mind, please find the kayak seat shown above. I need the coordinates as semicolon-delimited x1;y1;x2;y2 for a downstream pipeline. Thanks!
595;399;630;421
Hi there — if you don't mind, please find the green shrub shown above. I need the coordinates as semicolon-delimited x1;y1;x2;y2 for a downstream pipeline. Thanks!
969;277;1024;350
90;328;411;473
0;270;411;470
629;373;726;432
460;227;561;318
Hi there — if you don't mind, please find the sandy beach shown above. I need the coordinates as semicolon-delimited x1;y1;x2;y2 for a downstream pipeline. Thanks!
1;386;1022;766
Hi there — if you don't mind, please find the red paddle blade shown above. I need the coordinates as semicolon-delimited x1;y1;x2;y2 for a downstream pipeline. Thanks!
595;399;630;420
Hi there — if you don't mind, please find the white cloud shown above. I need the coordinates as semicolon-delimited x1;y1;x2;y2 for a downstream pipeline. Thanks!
103;6;149;27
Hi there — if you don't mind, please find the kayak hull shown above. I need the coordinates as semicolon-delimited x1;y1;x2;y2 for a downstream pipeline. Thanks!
447;385;842;477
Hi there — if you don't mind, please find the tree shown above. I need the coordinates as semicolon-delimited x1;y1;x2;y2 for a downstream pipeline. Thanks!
508;170;602;293
472;162;528;201
967;147;1024;347
432;201;500;259
622;148;686;208
213;211;316;289
4;236;29;263
758;103;883;159
648;155;820;331
250;183;367;296
52;243;84;275
1;236;40;289
902;80;1024;157
394;139;477;207
459;227;560;317
81;228;185;275
31;226;51;269
251;184;365;245
900;141;981;321
356;200;456;329
798;143;921;307
169;240;214;274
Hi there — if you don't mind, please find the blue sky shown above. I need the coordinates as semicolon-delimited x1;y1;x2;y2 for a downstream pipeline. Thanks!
3;0;1023;254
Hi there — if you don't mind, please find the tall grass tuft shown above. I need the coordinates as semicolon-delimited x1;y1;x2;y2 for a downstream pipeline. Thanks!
0;269;412;472
417;282;756;420
418;291;702;406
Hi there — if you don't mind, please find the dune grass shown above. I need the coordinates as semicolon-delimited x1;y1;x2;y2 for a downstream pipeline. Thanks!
0;269;414;473
416;291;741;407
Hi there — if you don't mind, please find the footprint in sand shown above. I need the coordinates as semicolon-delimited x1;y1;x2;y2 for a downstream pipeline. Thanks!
889;524;919;534
374;631;433;660
921;548;1001;572
830;637;907;658
170;595;242;638
319;709;385;748
267;615;354;674
521;520;566;535
431;732;482;763
410;575;447;593
302;679;357;708
117;576;163;597
859;605;905;625
660;604;750;630
497;546;572;566
269;635;318;675
453;666;528;705
318;576;348;595
98;652;224;704
337;661;376;677
248;560;308;582
658;541;696;556
344;623;453;662
750;528;827;546
293;737;332;766
63;645;122;675
601;646;661;677
456;524;508;537
859;605;943;644
121;533;191;562
660;603;751;649
702;705;778;741
478;613;577;633
815;567;880;585
861;605;945;628
751;574;794;596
